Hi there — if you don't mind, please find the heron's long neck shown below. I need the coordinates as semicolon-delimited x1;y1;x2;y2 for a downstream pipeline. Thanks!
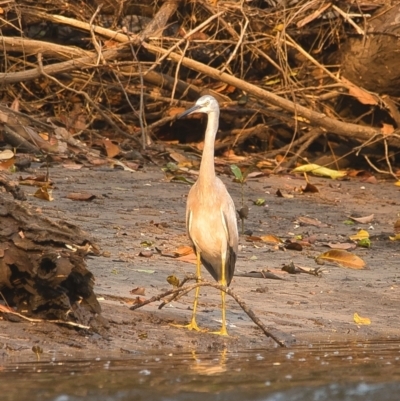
199;110;219;184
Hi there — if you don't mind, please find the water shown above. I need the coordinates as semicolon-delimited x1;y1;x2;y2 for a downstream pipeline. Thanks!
1;340;400;401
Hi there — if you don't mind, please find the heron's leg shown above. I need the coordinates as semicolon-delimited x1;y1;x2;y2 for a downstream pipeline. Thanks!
172;250;202;331
211;253;229;336
187;250;202;330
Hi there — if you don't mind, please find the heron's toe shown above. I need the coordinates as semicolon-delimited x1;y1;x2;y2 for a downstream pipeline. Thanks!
171;319;207;332
210;327;229;336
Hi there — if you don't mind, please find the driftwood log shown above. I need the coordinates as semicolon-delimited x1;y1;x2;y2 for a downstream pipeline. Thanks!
0;179;102;328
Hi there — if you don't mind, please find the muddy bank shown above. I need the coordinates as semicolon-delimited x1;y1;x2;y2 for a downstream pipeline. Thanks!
1;165;399;358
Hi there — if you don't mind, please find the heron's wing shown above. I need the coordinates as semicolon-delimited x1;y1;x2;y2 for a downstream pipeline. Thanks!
186;208;196;248
187;205;220;282
186;179;238;285
222;194;239;253
221;195;238;286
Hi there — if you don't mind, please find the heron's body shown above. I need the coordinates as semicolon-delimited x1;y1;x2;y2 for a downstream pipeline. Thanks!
187;177;237;285
178;95;238;335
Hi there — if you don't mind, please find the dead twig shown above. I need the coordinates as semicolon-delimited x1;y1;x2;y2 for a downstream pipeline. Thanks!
36;53;141;145
141;41;398;149
332;4;365;35
0;305;90;330
130;280;286;347
286;128;324;168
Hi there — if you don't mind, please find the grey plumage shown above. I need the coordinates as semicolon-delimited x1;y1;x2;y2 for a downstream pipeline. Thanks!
178;95;238;335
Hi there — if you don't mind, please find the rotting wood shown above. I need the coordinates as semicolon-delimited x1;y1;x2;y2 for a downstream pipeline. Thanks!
0;193;105;329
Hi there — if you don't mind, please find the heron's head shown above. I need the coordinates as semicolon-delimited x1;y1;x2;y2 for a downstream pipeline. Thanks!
178;95;219;119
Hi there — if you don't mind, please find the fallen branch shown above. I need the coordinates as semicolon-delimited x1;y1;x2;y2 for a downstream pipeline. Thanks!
142;42;400;149
130;280;286;347
0;304;90;330
0;36;92;59
0;45;127;84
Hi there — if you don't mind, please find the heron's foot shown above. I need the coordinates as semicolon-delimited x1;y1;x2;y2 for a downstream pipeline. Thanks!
210;327;229;336
171;320;206;332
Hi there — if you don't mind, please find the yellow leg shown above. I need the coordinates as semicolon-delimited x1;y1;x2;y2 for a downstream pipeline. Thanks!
211;254;229;336
172;251;203;331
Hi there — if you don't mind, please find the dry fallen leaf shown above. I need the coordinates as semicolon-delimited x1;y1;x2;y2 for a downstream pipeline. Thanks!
394;219;400;233
66;192;96;201
353;312;371;325
169;152;194;167
0;149;14;160
34;185;54;201
297;216;328;227
360;175;378;184
130;287;146;296
173;245;194;257
0;157;15;170
284;242;303;251
131;296;146;305
177;253;197;264
381;123;394;136
260;234;282;244
102;139;120;158
327;242;357;250
342;77;379;105
63;163;84;170
317;249;366;269
256;160;275;169
349;229;369;241
159;245;194;258
276;189;294;198
19;175;52;186
245;235;263;243
302;182;319;193
349;214;374;224
244;235;282;244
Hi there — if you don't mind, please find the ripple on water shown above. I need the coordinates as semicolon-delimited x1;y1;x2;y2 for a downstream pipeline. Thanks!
1;339;400;401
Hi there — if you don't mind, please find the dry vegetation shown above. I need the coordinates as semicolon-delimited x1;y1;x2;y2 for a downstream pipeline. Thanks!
1;0;400;172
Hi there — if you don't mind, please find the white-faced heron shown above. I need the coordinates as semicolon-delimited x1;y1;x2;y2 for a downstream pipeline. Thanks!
178;95;238;336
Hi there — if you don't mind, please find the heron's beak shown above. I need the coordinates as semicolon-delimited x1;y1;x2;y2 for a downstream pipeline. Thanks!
177;104;202;119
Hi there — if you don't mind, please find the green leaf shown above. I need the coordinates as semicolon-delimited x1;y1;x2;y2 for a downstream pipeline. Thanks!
171;175;195;184
135;269;155;274
254;198;266;206
292;163;347;180
163;162;179;172
230;164;244;182
357;238;371;248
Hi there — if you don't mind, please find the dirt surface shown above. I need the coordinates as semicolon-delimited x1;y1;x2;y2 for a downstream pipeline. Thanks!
1;163;399;358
